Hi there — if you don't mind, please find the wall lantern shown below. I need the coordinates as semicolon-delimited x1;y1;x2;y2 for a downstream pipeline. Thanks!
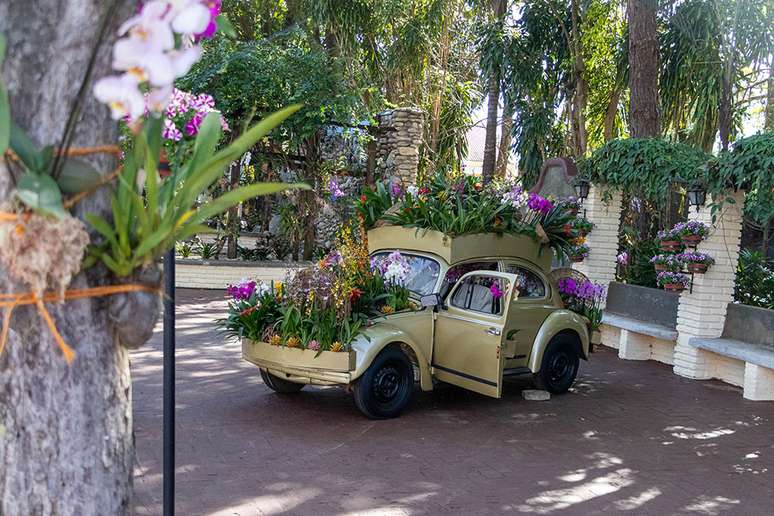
574;177;591;202
687;183;706;211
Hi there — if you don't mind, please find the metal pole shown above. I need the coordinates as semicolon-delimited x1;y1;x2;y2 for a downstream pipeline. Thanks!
163;248;175;516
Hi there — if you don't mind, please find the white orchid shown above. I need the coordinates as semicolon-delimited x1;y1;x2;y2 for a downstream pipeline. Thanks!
93;74;146;120
95;1;219;118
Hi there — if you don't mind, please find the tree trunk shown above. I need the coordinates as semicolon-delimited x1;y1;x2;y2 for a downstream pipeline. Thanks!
766;69;774;132
481;77;500;183
718;58;734;151
570;0;588;156
227;161;239;259
603;86;623;141
627;0;660;138
0;1;136;515
495;105;513;178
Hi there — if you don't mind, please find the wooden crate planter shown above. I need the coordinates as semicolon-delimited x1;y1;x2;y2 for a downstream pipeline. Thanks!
242;339;356;372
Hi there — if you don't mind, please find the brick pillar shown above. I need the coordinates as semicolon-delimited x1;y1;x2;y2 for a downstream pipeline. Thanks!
673;191;745;379
376;107;424;187
573;185;622;307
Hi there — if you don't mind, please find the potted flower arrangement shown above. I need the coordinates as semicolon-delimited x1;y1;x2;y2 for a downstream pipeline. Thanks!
678;251;715;273
355;175;585;262
657;271;690;292
219;230;414;355
657;228;683;252
568;242;590;263
650;254;683;272
563;217;594;238
557;277;605;346
675;221;710;246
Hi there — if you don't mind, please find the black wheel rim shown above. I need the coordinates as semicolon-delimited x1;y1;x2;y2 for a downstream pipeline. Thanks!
548;351;572;384
373;364;403;403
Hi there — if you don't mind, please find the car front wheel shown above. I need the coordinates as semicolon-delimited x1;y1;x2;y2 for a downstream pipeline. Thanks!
260;369;305;393
534;335;580;394
353;347;414;419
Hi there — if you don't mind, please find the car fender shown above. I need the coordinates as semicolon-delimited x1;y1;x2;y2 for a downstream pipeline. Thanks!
527;310;590;373
350;321;433;390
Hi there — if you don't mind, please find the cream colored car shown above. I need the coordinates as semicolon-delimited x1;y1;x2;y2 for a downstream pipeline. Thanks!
243;227;590;419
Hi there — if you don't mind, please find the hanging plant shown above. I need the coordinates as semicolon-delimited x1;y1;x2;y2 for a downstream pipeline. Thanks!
650;254;683;273
657;271;690;292
678;252;715;274
673;221;710;246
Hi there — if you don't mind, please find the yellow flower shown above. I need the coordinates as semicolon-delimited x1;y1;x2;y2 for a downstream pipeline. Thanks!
286;336;300;348
380;305;394;314
330;341;344;352
268;334;281;346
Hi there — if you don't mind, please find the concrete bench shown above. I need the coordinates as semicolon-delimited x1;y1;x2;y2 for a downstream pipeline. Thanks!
685;304;774;401
599;283;680;365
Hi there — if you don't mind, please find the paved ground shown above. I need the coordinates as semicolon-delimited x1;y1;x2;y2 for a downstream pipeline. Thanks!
132;289;774;515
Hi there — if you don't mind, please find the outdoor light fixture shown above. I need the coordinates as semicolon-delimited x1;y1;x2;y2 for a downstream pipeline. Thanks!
574;177;591;202
687;183;706;211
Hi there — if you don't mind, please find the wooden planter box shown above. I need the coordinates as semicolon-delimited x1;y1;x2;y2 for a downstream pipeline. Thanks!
659;240;682;252
686;262;709;273
682;234;703;246
662;283;686;293
242;339;356;372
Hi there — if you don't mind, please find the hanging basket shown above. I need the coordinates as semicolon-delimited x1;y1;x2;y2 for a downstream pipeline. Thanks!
659;240;682;252
663;283;686;293
686;262;709;274
682;234;703;246
654;263;666;272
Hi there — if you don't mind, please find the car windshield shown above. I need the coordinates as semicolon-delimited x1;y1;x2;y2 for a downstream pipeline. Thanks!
371;252;441;296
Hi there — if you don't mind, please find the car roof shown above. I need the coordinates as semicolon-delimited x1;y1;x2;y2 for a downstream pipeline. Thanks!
368;226;553;272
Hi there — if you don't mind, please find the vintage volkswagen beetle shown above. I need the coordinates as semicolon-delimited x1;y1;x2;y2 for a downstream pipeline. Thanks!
242;226;590;419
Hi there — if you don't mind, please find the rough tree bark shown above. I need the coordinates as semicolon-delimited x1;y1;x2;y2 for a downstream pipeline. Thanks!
495;104;513;178
627;0;660;138
0;1;137;514
481;0;506;184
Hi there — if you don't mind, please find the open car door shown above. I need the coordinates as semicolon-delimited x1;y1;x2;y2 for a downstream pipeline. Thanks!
432;271;518;398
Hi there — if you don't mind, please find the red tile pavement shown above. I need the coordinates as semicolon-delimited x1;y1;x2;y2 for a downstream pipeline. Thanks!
132;289;774;515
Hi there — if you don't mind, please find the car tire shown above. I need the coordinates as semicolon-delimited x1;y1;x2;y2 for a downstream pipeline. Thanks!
353;347;414;419
260;369;305;393
534;334;580;394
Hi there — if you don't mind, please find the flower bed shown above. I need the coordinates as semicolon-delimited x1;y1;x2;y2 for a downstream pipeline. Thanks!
557;278;606;332
355;175;585;261
219;230;413;353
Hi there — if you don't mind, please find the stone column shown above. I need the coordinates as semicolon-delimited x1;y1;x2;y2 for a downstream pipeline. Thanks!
573;185;623;307
673;191;745;379
376;107;424;187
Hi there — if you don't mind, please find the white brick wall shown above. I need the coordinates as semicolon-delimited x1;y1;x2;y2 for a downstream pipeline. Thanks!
175;261;309;289
573;186;622;308
674;191;744;379
743;364;774;401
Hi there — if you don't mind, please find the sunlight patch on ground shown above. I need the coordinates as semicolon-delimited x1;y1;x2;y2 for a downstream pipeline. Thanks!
682;495;740;515
613;487;662;510
514;468;634;513
664;426;735;440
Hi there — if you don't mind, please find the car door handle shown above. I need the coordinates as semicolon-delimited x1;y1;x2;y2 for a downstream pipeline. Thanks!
486;327;501;336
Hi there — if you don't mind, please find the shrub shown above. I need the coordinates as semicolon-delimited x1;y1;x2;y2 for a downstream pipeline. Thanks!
735;249;774;309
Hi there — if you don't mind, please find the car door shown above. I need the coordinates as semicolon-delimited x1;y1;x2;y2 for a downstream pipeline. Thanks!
432;271;517;398
501;263;555;369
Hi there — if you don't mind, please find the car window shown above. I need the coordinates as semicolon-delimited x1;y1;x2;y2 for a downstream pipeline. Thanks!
503;264;546;299
441;261;499;299
450;275;509;316
370;252;441;296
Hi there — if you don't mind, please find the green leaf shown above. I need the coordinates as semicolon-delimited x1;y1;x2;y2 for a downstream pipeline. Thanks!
16;172;66;219
9;122;41;172
215;14;237;38
57;158;102;194
84;213;120;250
190;182;309;225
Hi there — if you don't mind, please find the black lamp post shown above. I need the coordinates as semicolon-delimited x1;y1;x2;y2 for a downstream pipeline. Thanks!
687;183;707;211
574;177;591;203
163;249;175;516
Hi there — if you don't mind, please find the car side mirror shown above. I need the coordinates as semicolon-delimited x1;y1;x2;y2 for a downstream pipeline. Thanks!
420;293;443;311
